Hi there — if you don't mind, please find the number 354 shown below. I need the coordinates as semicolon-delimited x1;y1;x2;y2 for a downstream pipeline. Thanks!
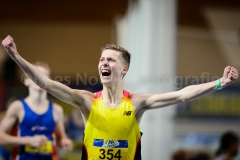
99;149;122;160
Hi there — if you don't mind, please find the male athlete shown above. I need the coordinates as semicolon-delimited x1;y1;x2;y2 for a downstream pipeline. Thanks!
2;35;239;160
0;61;73;160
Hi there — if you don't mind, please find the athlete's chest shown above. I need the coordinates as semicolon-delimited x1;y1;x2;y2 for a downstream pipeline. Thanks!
89;102;135;130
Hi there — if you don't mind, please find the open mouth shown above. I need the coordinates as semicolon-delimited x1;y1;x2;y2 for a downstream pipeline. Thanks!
101;69;111;77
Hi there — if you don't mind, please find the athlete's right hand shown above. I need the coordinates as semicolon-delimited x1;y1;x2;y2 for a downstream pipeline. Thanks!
2;35;18;59
27;135;48;147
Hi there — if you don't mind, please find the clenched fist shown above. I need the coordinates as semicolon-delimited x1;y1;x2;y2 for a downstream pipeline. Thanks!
60;138;73;151
220;66;239;86
27;135;48;148
2;35;18;59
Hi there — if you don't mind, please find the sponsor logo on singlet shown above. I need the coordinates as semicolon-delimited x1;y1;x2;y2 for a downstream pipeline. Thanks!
123;111;132;116
31;125;48;131
102;140;120;148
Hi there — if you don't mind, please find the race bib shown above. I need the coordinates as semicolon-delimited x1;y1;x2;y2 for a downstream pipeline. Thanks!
93;139;128;160
25;141;52;154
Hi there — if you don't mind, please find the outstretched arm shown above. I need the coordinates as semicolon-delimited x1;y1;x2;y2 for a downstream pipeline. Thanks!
135;66;239;110
1;36;94;108
0;101;47;147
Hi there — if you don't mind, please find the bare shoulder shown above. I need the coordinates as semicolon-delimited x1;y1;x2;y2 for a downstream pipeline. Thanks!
51;103;65;123
131;92;152;101
0;100;23;132
73;89;95;106
6;100;23;116
131;92;152;108
73;89;95;98
52;103;63;114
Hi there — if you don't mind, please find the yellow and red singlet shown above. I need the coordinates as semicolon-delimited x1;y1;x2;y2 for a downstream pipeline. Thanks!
82;90;142;160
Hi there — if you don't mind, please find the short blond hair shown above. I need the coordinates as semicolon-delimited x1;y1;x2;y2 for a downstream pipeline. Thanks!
101;44;131;68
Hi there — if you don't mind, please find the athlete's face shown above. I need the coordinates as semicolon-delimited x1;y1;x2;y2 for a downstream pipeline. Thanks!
24;66;50;91
98;50;128;85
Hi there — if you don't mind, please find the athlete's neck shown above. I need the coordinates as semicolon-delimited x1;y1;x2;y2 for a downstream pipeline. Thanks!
102;84;123;106
26;88;48;106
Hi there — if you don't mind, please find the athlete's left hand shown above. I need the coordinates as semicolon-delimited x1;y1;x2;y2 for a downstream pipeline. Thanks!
220;66;239;86
60;138;73;151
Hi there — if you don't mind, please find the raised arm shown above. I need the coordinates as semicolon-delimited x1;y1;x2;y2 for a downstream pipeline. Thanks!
0;101;47;147
135;66;239;110
1;36;94;108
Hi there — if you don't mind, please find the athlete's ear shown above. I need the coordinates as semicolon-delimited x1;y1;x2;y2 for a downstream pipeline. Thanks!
23;77;30;87
122;66;128;74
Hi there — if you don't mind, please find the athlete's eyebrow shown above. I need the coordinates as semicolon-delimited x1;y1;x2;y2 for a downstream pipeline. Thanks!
106;57;116;60
100;57;116;60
